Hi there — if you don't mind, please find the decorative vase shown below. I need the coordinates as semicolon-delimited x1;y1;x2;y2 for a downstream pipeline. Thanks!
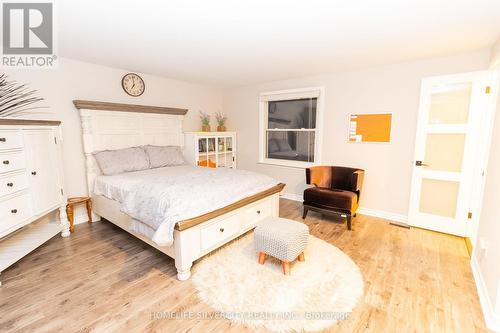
217;125;226;132
202;124;211;132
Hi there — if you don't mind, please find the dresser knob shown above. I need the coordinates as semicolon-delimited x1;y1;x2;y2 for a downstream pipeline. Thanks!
0;138;6;142
220;228;225;232
3;160;9;165
31;171;37;175
11;209;18;214
7;182;13;187
257;210;261;214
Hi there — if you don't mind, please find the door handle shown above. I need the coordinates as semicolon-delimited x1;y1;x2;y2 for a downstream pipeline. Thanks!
7;182;13;187
0;138;6;142
415;161;429;167
3;160;9;165
31;171;37;175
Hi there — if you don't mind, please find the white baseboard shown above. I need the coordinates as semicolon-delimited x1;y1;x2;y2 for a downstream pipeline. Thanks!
73;213;101;226
356;207;408;224
280;192;408;224
280;192;303;202
471;256;500;332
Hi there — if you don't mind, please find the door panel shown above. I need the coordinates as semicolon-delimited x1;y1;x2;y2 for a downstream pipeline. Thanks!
428;83;472;124
24;131;61;214
419;179;460;218
423;133;465;172
408;71;491;236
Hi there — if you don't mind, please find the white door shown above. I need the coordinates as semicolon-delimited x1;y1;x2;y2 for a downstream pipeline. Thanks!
24;130;62;214
408;71;492;236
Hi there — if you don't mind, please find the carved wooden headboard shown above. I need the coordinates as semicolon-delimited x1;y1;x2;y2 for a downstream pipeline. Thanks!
73;100;188;194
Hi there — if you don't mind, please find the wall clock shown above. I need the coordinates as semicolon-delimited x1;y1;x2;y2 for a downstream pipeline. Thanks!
121;73;145;97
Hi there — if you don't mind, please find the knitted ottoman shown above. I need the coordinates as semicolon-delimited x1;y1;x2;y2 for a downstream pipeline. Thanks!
254;216;309;275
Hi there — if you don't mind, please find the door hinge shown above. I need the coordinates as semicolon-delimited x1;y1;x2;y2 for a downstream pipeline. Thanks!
61;188;64;195
54;136;57;144
468;212;473;219
485;86;491;94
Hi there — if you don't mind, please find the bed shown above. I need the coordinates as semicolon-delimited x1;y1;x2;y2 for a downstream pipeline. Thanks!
74;100;284;280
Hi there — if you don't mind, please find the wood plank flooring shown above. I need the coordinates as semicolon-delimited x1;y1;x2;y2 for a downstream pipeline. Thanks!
0;199;489;333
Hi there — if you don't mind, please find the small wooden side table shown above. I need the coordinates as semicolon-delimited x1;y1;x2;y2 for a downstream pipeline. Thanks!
66;197;92;233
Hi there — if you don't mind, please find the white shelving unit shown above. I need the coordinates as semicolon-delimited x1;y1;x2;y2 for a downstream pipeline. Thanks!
184;132;236;169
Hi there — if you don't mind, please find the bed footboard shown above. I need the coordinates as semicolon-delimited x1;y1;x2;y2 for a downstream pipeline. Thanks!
92;190;281;280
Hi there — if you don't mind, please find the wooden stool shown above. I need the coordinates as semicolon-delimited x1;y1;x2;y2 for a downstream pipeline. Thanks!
66;197;92;233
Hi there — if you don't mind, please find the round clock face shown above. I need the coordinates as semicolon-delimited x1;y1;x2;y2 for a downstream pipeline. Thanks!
121;73;145;97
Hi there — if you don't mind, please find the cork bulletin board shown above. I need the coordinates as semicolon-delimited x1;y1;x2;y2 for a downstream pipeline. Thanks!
349;113;392;143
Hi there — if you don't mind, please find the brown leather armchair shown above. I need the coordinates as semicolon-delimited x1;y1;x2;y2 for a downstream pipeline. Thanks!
303;166;364;230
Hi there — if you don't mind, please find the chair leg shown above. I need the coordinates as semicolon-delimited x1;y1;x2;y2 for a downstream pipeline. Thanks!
282;261;290;275
258;252;266;264
66;204;74;233
86;199;92;224
302;207;308;219
346;214;352;231
298;252;305;262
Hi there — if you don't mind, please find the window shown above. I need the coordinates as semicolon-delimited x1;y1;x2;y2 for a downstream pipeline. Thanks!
259;87;323;167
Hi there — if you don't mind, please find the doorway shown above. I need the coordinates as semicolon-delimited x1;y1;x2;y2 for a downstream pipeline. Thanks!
408;71;497;236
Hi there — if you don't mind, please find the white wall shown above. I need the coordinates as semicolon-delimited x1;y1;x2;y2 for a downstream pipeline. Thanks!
472;40;500;331
223;49;490;217
3;58;223;218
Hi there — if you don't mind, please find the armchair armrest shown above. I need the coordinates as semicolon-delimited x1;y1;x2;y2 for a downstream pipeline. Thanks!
351;170;364;193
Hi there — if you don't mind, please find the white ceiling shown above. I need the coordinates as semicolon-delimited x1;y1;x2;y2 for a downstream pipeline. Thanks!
59;0;500;86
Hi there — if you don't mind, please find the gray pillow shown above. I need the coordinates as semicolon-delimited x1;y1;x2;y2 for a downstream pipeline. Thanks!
268;139;279;153
276;139;293;152
143;145;186;168
93;147;150;175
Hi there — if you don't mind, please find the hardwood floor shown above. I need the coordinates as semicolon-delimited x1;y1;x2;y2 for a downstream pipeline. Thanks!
0;199;489;333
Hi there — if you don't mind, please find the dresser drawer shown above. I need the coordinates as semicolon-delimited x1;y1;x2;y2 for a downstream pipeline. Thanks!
200;213;241;251
0;193;32;237
0;151;26;174
244;198;274;229
0;173;28;198
0;130;23;150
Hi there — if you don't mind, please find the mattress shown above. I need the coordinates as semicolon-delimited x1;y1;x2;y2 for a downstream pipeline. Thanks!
93;165;279;246
94;166;195;240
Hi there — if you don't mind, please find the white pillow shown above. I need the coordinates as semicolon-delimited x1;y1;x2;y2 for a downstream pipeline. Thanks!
143;145;186;168
93;147;149;175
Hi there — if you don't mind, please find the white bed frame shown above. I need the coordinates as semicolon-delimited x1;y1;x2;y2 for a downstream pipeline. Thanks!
75;101;281;280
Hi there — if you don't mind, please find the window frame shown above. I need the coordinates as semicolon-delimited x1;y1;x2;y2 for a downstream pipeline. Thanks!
259;86;324;168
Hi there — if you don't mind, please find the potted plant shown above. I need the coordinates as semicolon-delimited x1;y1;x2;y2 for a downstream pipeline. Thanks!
215;112;227;132
0;74;45;118
199;111;211;132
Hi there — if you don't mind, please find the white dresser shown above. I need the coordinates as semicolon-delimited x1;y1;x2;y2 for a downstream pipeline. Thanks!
184;132;236;168
0;119;69;285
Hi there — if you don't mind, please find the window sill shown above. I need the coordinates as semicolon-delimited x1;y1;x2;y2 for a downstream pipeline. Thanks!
258;159;317;169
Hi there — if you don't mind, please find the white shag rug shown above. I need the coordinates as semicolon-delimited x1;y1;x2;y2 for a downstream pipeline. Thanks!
192;233;364;332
